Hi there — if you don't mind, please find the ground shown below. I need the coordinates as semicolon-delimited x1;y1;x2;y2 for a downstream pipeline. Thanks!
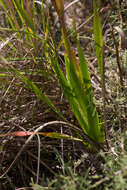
0;0;127;189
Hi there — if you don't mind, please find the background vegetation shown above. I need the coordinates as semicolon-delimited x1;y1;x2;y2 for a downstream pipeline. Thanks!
0;0;127;189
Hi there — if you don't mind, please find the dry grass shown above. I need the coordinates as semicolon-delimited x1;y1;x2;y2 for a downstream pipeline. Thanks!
0;0;127;189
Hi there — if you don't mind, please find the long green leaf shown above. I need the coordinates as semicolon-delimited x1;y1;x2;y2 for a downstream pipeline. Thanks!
0;130;82;142
13;69;65;120
93;1;103;77
38;132;82;141
50;52;89;134
78;42;104;143
12;0;35;31
0;0;16;29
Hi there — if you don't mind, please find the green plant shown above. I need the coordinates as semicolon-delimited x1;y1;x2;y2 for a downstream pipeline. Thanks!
0;0;65;118
0;0;105;150
49;0;104;147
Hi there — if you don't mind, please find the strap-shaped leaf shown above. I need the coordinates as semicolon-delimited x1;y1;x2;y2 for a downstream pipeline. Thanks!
93;1;103;78
13;68;65;120
12;0;35;31
78;42;104;142
0;130;82;142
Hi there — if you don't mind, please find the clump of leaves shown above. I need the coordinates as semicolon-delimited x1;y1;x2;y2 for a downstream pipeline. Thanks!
0;0;105;150
49;0;105;148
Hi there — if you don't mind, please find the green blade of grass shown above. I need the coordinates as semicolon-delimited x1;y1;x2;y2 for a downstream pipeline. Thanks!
93;1;103;78
12;0;35;31
78;41;104;143
38;132;83;141
0;0;16;29
13;69;66;121
50;52;89;135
